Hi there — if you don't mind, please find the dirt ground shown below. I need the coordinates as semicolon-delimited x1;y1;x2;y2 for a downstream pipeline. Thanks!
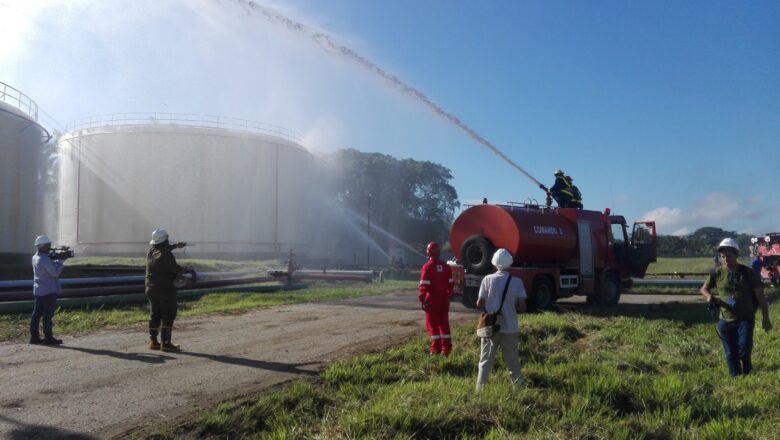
0;290;700;439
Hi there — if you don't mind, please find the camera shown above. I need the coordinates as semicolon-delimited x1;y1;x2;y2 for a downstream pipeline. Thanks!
49;246;74;261
707;296;736;311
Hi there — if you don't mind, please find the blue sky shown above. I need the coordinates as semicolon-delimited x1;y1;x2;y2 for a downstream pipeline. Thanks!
2;0;779;236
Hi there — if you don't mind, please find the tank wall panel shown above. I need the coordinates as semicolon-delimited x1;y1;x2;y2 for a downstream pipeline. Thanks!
0;103;44;256
58;126;313;256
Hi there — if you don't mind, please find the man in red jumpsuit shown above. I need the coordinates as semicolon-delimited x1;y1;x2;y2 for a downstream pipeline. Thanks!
419;241;454;356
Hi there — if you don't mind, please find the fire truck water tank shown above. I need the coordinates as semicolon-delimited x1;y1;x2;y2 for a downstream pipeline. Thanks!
450;204;582;272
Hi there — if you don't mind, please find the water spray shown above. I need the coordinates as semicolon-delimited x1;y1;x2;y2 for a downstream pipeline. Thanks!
233;0;546;192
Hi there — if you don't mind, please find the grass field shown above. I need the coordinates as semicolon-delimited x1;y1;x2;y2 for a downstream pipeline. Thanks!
0;280;416;342
153;287;780;440
645;257;752;276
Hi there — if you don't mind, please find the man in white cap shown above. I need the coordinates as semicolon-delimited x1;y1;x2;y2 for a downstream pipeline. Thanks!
145;228;186;351
30;235;64;344
475;248;527;391
701;238;772;377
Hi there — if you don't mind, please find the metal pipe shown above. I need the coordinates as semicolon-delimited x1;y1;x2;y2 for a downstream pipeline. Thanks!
0;275;281;302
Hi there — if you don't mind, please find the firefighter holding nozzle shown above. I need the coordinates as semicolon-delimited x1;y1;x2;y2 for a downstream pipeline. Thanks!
700;238;772;377
145;228;187;352
419;241;454;356
540;169;583;208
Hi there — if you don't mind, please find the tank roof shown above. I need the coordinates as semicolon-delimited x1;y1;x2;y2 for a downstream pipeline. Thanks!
64;113;305;146
0;81;39;121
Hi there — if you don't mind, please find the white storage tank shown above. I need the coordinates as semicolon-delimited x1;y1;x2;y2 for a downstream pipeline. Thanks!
0;82;50;262
57;114;315;258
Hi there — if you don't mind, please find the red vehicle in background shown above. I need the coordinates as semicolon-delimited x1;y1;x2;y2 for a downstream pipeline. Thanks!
447;202;657;310
751;233;780;286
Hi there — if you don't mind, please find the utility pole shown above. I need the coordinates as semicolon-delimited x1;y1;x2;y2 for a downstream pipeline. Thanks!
366;194;372;269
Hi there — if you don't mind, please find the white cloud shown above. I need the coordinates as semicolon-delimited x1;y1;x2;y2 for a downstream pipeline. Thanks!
642;192;768;236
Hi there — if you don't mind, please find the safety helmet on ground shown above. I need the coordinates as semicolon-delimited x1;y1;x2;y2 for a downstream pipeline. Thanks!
426;241;440;258
492;248;514;270
34;235;51;247
150;228;169;245
554;169;564;176
717;238;739;254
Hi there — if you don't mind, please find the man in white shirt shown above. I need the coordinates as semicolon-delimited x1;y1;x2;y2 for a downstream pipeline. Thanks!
30;235;65;345
475;248;527;391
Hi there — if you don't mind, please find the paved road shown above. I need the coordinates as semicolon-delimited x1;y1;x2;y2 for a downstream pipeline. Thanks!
0;290;699;439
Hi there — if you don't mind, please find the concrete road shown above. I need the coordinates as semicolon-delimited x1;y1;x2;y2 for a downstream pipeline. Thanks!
0;290;699;439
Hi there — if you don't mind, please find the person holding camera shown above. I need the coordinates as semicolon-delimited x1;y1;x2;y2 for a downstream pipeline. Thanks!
30;235;66;345
145;228;186;352
475;248;527;391
700;238;772;377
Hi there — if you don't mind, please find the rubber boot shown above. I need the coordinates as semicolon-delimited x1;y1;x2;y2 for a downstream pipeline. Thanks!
160;327;181;352
149;327;161;350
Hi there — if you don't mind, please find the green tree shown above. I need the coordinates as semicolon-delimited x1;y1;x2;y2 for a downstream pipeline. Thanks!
325;149;460;253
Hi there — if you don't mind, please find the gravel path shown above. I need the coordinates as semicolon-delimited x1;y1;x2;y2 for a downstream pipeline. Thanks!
0;290;699;439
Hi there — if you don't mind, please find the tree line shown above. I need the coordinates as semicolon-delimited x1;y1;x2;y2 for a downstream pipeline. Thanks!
655;226;757;257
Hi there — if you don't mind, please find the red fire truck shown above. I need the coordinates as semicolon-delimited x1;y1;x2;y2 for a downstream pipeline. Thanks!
448;202;657;309
751;233;780;286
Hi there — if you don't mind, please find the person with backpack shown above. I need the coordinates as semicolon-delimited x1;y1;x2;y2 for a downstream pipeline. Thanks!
700;238;772;377
475;248;527;391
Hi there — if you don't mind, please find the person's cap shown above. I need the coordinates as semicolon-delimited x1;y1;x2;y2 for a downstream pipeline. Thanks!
150;228;169;245
491;248;514;270
554;169;564;176
34;235;51;246
717;238;739;254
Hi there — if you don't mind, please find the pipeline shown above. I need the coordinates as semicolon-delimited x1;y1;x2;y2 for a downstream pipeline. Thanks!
0;268;377;302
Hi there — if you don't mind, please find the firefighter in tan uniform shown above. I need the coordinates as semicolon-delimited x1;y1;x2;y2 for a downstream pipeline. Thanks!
418;242;454;356
145;228;186;352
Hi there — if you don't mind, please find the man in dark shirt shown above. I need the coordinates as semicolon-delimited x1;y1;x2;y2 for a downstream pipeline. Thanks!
145;228;186;352
701;238;772;376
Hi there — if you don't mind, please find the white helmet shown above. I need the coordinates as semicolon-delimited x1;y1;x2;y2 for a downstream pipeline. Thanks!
150;228;169;245
554;169;564;176
491;248;514;270
34;235;51;247
717;238;739;254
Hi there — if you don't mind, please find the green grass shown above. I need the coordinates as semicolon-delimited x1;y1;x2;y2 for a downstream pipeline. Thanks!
156;287;780;440
0;280;416;342
646;257;752;276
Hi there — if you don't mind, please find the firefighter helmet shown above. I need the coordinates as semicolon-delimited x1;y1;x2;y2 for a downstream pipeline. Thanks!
150;228;169;245
34;235;51;247
717;238;739;254
426;241;440;258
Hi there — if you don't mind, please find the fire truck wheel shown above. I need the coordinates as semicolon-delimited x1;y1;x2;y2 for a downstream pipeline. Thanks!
530;277;556;311
602;275;621;306
462;286;479;309
460;235;495;276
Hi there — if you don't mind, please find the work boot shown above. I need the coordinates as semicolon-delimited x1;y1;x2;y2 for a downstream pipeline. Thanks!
42;336;63;345
160;327;181;352
149;327;161;350
161;341;181;352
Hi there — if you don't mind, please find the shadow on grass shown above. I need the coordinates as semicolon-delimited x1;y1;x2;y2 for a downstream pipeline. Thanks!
0;414;96;440
50;345;175;364
179;351;320;376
